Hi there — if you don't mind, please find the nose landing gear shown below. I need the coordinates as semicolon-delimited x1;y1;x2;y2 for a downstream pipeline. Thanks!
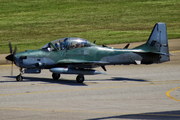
16;75;23;81
16;68;23;81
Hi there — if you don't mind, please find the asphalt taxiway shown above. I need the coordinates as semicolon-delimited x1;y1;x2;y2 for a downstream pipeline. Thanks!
0;39;180;120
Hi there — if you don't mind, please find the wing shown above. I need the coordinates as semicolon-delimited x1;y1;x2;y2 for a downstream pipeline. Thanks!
56;59;108;69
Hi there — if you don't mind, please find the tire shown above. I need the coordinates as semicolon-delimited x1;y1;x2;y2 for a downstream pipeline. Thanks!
76;75;84;83
16;75;23;81
52;73;60;80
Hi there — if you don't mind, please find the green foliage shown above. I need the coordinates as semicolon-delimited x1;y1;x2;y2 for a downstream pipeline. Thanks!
0;0;180;53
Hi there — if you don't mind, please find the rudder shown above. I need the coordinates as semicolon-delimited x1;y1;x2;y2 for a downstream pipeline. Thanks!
146;23;170;62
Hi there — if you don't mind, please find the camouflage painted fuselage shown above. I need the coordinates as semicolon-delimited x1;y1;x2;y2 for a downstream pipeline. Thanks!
14;43;168;70
14;23;170;71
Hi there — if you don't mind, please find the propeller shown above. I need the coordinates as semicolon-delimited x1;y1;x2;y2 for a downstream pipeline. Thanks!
5;41;17;76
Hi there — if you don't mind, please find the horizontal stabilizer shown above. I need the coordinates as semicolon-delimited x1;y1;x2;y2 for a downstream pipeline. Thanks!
133;51;171;56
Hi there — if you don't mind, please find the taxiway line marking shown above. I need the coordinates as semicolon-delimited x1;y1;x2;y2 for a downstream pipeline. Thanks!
0;107;180;117
170;50;180;53
0;64;11;66
0;81;180;96
0;84;61;87
0;107;125;114
166;87;180;102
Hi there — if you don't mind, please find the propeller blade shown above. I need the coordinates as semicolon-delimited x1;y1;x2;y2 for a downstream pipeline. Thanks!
11;61;13;76
6;41;17;76
8;41;13;54
13;45;17;55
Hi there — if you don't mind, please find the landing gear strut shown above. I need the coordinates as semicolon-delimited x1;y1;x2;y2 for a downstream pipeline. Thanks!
16;68;23;81
76;74;84;83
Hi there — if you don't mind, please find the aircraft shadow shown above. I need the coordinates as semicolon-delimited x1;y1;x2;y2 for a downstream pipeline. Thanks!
88;110;180;120
2;76;87;86
110;77;148;82
2;76;147;86
86;77;148;82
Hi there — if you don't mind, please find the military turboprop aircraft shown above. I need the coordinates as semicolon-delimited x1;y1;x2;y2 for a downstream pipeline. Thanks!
6;23;170;83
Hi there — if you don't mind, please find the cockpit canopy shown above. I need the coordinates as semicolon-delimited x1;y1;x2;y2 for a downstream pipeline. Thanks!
41;37;96;51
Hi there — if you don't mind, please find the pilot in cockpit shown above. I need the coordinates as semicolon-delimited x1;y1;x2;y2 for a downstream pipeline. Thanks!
60;38;69;50
55;42;60;50
47;43;52;51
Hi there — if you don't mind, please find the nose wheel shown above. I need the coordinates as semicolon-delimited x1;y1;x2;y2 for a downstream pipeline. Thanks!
16;68;23;81
16;75;23;81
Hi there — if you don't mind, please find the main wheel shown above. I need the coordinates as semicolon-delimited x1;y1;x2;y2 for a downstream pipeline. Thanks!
16;75;23;81
76;75;84;83
52;73;60;80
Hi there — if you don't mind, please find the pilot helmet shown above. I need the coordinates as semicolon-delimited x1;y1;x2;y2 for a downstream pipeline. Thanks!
55;43;60;49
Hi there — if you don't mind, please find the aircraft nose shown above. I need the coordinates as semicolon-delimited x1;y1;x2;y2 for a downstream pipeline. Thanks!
5;54;14;62
5;54;18;66
6;40;17;63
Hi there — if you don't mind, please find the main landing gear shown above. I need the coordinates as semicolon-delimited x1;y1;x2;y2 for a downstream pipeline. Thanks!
52;73;61;80
52;73;85;83
15;69;85;83
76;74;84;83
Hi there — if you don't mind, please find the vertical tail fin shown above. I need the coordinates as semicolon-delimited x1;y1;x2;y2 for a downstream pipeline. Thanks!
147;23;169;53
136;23;170;62
146;23;170;62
